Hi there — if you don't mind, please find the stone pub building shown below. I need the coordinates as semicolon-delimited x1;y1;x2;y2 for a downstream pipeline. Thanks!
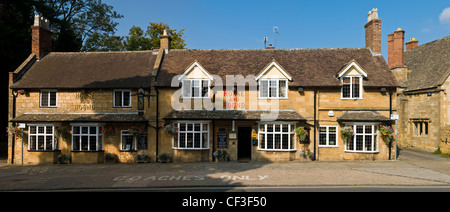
8;10;399;164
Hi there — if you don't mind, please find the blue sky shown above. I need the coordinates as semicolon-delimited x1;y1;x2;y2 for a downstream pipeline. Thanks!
106;0;449;58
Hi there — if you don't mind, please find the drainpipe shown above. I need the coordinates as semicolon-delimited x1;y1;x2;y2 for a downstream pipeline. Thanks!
155;87;160;161
314;87;317;160
389;88;393;160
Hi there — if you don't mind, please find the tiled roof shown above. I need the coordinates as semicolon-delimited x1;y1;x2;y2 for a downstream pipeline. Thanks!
404;36;450;91
156;48;397;88
11;51;157;89
164;110;306;121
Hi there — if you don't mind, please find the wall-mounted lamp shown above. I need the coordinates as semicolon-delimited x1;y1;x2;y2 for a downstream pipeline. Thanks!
298;87;304;92
380;87;387;92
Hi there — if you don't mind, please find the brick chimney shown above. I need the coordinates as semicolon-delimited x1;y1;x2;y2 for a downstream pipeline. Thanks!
364;8;382;55
31;14;52;59
406;38;419;50
160;29;171;50
388;28;405;69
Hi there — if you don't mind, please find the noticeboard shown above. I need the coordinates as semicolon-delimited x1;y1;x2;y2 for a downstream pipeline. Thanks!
217;132;227;148
138;134;148;149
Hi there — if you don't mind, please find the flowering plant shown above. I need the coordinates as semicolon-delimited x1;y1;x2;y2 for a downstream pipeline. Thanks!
213;149;230;159
380;125;394;145
162;123;178;135
6;124;23;138
295;126;308;143
101;126;114;136
299;148;312;158
128;126;144;137
55;125;70;139
340;125;354;141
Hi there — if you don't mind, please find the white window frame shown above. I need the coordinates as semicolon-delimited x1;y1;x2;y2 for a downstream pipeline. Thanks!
318;125;338;147
341;76;363;99
182;79;210;99
113;89;132;107
71;124;103;152
344;124;378;153
120;130;137;151
258;79;288;99
257;122;296;151
173;121;210;150
40;89;57;107
28;124;57;151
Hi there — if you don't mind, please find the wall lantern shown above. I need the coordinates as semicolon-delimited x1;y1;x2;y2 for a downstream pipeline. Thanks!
380;87;387;92
136;88;151;110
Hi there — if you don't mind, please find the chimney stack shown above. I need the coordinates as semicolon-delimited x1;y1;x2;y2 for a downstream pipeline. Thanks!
31;14;52;59
406;38;419;50
364;8;382;55
160;29;171;50
388;28;405;69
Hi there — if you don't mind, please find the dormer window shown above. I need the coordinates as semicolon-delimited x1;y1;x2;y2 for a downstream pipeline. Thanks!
256;60;292;99
338;60;367;100
259;79;288;98
182;79;210;98
341;76;362;99
178;61;213;99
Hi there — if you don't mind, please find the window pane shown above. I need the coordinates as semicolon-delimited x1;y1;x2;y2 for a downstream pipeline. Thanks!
275;134;281;149
30;126;36;134
187;133;193;148
328;132;336;146
49;91;57;106
260;80;268;97
267;134;273;149
38;136;44;150
183;80;191;97
89;136;97;151
202;133;208;148
41;91;49;106
424;122;428;136
179;133;186;148
279;80;287;97
73;126;80;135
123;91;131;106
202;80;209;97
194;133;201;148
45;136;53;150
73;136;80;150
260;134;266;149
365;135;372;151
82;127;88;134
356;135;363;151
343;84;351;98
81;136;89;150
282;134;289;149
179;123;186;132
30;136;36;150
114;91;122;107
352;83;360;98
91;127;97;134
38;126;45;134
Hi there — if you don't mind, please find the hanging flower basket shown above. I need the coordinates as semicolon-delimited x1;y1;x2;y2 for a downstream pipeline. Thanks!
55;125;70;139
340;125;354;142
128;126;145;137
162;123;178;135
380;125;394;145
295;126;308;143
6;124;23;138
101;126;114;136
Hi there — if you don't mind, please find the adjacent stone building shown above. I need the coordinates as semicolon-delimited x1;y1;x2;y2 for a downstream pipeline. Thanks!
389;31;450;154
8;10;400;164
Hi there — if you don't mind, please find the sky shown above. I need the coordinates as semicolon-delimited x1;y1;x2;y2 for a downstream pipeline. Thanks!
105;0;450;58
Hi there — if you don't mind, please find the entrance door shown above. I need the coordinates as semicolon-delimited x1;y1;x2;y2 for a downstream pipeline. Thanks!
238;126;252;160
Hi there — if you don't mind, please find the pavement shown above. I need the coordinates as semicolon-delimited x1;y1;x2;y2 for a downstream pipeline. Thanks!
0;148;449;191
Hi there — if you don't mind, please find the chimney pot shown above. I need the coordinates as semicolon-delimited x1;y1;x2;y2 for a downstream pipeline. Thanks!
406;38;419;50
160;29;171;50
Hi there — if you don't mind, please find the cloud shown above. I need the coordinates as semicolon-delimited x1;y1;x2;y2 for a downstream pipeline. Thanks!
439;7;450;24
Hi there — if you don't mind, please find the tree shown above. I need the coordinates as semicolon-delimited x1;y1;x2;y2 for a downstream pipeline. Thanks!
123;22;186;51
146;22;186;49
124;26;152;51
34;0;123;52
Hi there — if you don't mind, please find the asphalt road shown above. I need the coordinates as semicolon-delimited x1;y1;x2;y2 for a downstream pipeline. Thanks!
0;148;449;192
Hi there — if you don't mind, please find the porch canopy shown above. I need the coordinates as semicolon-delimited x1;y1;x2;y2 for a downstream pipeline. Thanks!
337;111;392;122
164;109;306;122
11;113;148;123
